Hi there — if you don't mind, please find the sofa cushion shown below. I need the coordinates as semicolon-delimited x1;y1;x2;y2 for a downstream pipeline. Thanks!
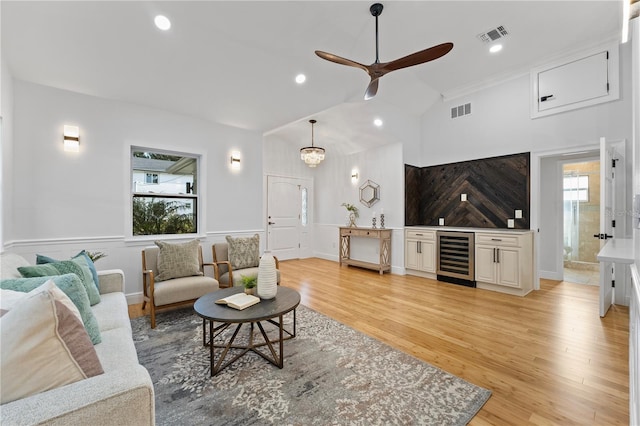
1;274;102;344
154;240;202;282
18;258;101;306
0;281;104;404
37;250;100;294
92;292;132;333
0;253;30;279
226;234;260;270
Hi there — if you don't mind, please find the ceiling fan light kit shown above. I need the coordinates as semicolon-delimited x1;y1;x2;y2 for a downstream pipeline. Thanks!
315;3;453;100
300;119;326;168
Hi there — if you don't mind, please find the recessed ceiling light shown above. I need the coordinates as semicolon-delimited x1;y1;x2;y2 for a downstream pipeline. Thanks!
373;118;383;127
154;15;171;31
295;74;306;84
489;44;503;53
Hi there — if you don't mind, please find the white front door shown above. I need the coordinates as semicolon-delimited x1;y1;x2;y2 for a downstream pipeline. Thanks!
266;176;312;260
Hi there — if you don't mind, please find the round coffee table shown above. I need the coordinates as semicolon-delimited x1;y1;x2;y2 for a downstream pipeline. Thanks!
194;286;300;376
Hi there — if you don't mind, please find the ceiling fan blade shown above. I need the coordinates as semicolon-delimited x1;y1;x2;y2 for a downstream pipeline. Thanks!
364;78;379;100
315;51;369;72
382;42;454;73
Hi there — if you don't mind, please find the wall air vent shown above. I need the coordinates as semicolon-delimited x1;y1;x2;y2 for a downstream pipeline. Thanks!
477;25;509;43
451;103;471;119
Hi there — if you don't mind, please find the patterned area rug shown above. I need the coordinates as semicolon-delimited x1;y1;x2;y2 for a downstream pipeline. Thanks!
132;304;490;425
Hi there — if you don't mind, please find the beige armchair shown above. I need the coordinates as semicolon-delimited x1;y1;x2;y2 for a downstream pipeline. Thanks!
142;243;219;328
212;242;280;288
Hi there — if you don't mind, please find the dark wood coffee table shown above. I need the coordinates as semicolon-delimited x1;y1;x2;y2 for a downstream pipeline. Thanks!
194;286;300;376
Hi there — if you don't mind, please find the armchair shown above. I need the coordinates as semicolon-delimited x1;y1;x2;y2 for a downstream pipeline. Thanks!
142;242;219;328
212;241;280;288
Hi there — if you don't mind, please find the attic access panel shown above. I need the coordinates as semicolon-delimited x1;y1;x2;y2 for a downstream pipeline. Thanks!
530;43;619;119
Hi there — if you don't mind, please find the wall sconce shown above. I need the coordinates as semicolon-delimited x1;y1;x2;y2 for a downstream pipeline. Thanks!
230;151;241;168
351;170;359;183
63;125;80;152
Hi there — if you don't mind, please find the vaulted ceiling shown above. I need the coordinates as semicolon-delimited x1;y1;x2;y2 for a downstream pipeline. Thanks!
1;1;623;154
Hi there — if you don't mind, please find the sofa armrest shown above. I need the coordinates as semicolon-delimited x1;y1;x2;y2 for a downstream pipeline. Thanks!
97;269;125;294
0;366;155;426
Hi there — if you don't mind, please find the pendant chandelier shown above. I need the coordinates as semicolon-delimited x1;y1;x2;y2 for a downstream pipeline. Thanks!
300;119;325;168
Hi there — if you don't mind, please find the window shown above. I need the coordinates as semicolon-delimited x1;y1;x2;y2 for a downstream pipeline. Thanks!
145;173;159;184
131;149;199;236
563;175;589;202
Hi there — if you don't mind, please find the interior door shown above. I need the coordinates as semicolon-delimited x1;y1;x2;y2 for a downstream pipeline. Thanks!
267;176;311;260
598;137;616;317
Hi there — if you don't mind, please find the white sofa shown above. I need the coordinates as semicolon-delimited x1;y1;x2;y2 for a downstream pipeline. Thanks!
0;253;155;426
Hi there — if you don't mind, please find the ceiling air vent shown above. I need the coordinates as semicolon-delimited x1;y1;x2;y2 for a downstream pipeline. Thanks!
451;103;471;119
476;25;509;43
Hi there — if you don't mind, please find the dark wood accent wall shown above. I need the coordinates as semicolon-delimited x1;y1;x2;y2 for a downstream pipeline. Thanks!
405;152;530;229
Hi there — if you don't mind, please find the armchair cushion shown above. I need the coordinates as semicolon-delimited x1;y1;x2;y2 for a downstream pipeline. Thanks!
154;239;203;281
225;234;260;270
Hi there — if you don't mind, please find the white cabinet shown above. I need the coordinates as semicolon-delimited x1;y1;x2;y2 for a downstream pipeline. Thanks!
530;43;619;119
475;232;533;296
405;229;436;276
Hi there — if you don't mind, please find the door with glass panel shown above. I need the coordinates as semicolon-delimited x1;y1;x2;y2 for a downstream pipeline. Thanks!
266;176;312;260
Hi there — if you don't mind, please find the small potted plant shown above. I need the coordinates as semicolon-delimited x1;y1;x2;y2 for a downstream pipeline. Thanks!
342;203;359;227
241;275;257;295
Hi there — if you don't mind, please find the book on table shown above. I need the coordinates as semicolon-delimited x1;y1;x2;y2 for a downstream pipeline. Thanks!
215;293;260;310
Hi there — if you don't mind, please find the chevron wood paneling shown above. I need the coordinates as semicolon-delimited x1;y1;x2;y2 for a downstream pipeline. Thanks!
405;153;530;229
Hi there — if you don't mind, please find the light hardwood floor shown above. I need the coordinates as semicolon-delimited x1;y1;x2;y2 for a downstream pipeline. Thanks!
129;258;630;425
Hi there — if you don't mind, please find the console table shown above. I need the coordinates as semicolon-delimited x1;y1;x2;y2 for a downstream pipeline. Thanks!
339;227;391;275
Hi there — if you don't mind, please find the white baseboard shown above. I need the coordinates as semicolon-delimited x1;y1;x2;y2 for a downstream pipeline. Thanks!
126;292;144;305
539;270;563;280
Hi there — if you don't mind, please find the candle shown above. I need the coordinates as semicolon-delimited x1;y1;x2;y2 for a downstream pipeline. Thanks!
380;208;384;214
372;211;376;219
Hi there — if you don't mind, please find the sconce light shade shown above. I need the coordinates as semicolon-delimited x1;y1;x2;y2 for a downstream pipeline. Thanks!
230;151;241;169
63;125;80;152
300;119;325;168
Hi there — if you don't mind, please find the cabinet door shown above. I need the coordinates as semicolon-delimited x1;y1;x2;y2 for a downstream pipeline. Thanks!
475;245;497;284
405;240;419;270
420;240;436;273
497;248;520;288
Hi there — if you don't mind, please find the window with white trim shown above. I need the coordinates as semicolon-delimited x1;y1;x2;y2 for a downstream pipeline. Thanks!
563;175;589;202
131;148;199;236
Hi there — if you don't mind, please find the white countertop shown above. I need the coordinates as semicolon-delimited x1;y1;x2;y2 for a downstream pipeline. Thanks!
405;226;533;234
596;238;635;264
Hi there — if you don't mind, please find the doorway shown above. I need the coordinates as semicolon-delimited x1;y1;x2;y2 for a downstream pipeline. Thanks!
562;160;600;285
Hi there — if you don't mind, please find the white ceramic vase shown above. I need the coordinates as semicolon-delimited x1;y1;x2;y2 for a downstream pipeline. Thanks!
257;251;277;299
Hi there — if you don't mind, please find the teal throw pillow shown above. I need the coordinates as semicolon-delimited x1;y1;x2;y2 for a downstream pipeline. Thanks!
37;250;100;293
18;260;100;306
0;274;102;344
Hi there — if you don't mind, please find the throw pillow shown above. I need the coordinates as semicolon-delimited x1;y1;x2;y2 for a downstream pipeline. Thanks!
18;259;100;306
154;240;202;282
0;282;104;404
37;250;100;293
0;274;102;345
226;234;260;270
0;289;26;317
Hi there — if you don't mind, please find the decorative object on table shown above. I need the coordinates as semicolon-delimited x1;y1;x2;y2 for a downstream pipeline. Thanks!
359;180;380;207
380;209;385;229
132;304;491;425
372;212;377;229
257;251;277;299
241;275;257;295
341;203;359;227
300;119;325;168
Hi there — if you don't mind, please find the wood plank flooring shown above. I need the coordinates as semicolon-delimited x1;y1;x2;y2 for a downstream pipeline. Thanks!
129;258;630;425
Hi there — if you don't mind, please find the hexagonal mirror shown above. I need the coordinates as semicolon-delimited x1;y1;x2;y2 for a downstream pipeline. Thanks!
359;180;380;207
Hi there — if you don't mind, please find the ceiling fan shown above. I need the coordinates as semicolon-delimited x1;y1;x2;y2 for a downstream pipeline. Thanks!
315;3;453;100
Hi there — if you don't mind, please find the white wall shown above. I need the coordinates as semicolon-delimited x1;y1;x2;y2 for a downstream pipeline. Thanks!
0;46;14;249
421;47;632;168
7;80;264;301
